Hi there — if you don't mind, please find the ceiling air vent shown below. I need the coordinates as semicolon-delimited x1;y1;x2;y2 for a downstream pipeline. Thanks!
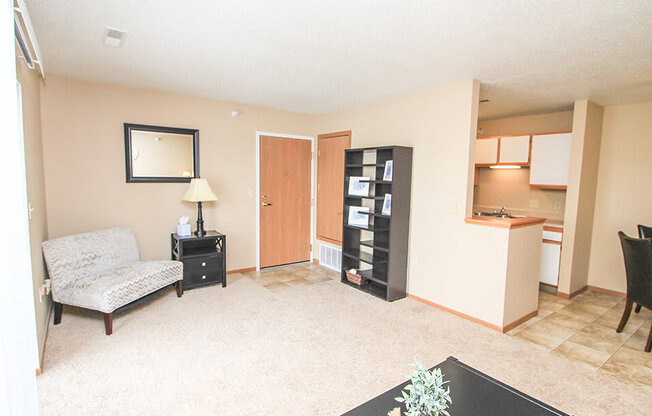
103;27;126;47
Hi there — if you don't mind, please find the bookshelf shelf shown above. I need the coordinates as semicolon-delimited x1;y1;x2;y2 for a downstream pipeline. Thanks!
341;146;412;301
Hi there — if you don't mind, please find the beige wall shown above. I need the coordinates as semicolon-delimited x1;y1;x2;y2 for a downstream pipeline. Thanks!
503;224;542;325
587;101;652;293
558;100;604;295
39;76;313;270
478;111;573;137
474;111;572;220
313;80;533;327
16;55;50;365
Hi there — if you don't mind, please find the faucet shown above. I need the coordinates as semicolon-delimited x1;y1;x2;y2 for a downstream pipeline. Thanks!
500;206;507;215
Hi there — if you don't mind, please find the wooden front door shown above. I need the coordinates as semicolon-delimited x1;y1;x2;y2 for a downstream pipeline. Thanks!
260;135;312;268
317;131;351;244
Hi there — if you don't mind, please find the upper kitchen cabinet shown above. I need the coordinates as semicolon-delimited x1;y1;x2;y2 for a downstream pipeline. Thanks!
475;138;499;166
498;135;530;165
529;132;572;189
475;135;531;167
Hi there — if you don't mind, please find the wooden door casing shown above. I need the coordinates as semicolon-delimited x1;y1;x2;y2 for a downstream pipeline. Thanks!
317;131;351;245
260;135;312;268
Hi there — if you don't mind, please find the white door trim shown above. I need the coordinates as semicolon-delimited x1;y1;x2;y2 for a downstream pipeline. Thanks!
255;131;315;271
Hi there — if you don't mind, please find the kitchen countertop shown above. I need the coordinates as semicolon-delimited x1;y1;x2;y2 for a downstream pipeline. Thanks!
464;216;547;229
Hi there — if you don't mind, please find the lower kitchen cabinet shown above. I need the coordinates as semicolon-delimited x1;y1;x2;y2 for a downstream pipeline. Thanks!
539;227;563;287
539;242;561;286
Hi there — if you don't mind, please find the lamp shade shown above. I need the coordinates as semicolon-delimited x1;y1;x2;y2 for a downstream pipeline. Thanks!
182;178;218;202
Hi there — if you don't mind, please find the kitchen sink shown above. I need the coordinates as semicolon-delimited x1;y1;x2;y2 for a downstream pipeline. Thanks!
472;212;518;219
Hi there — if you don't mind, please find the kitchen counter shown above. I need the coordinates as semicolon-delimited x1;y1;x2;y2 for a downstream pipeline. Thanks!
458;214;545;332
464;216;546;229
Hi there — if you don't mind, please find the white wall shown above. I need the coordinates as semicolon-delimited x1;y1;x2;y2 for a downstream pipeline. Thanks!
0;0;40;413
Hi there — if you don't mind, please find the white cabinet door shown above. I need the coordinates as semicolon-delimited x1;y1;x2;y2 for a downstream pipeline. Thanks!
539;242;561;286
499;135;530;164
475;138;498;165
530;133;572;187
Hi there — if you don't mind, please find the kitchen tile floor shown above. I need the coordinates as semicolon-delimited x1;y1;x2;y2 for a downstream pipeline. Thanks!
510;290;652;394
243;262;339;291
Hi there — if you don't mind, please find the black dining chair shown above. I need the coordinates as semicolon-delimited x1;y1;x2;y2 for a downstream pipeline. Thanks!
635;224;652;314
638;224;652;239
617;231;652;352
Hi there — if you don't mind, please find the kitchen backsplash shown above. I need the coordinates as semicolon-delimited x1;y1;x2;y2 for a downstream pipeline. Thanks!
473;167;566;221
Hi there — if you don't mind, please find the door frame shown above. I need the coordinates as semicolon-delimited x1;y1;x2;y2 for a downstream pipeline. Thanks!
255;131;315;271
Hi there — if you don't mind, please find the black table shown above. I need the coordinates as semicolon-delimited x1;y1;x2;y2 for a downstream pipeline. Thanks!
343;357;570;416
171;231;226;290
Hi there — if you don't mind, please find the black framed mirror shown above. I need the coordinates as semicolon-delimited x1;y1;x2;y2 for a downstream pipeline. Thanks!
124;123;199;183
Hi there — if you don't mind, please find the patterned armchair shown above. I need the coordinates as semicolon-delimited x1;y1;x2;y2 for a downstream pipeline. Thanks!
42;227;183;335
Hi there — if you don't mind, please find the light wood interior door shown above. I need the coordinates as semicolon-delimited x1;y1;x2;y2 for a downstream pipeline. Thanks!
317;131;351;245
260;135;312;268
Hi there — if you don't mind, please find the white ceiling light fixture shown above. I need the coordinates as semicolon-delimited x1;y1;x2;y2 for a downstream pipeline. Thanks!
231;110;240;117
103;27;126;47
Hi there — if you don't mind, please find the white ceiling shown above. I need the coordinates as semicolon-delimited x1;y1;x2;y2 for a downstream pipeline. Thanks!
26;0;652;118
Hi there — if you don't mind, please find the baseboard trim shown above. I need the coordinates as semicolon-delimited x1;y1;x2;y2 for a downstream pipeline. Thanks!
502;310;538;333
407;293;503;332
587;285;626;298
226;267;256;275
557;286;587;299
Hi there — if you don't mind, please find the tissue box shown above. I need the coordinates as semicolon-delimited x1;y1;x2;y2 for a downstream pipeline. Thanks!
177;224;191;237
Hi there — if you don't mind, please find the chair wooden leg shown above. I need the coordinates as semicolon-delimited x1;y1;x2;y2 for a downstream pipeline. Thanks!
175;280;183;298
635;303;642;313
53;302;62;325
103;313;113;335
646;322;652;353
616;299;633;333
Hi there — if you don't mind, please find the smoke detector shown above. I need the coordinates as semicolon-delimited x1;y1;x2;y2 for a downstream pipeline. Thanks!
103;27;126;47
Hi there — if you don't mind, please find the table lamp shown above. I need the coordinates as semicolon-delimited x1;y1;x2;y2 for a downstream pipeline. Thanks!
182;178;218;237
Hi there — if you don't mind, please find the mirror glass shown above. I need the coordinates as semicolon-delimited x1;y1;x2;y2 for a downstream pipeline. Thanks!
124;124;199;183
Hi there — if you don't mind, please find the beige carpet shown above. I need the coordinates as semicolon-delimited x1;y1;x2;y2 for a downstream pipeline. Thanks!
38;273;651;415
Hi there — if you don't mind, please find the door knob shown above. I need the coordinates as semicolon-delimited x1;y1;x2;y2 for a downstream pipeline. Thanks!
262;202;272;206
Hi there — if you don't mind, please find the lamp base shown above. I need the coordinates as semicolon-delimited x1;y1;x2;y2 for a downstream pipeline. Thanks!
195;201;206;237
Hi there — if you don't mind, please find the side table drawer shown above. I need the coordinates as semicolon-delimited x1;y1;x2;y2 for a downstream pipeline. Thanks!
184;256;221;274
182;255;223;288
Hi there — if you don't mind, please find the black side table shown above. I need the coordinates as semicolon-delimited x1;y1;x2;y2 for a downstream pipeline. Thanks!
171;230;226;291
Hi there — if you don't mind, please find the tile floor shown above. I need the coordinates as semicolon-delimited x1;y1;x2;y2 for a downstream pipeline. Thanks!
509;290;652;394
243;262;339;291
245;264;651;395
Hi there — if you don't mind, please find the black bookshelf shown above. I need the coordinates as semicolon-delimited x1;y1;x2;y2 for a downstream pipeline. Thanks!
341;146;412;301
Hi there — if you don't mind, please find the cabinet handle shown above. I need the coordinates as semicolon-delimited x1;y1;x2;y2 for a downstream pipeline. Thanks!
202;275;206;280
202;262;206;267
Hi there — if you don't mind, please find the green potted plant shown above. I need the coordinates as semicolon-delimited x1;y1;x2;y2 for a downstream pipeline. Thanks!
391;361;452;416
